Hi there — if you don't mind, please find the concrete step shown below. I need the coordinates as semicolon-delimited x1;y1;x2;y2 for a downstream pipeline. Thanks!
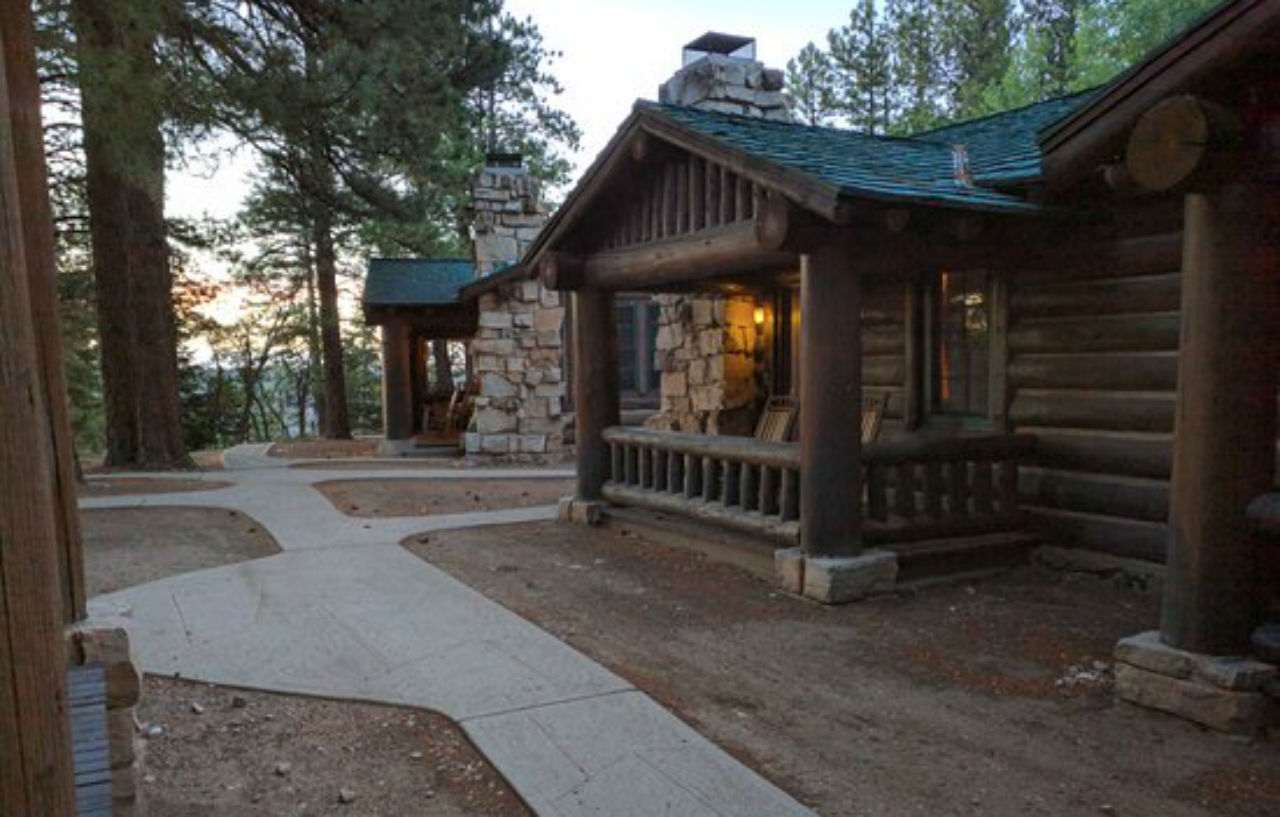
889;531;1039;586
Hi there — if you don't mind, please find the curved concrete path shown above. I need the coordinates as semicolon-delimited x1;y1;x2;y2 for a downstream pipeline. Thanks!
83;444;816;817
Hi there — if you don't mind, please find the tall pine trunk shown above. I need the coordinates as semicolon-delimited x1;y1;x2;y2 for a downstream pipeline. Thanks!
312;205;350;439
304;243;325;435
432;341;452;395
72;0;188;469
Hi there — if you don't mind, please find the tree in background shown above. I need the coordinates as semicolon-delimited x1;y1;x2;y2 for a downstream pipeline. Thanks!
69;0;190;468
784;43;836;127
827;0;893;134
794;0;1222;134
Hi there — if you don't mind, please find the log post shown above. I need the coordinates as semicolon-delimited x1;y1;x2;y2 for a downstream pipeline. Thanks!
0;6;77;808
799;240;864;557
409;334;424;433
380;318;414;441
572;289;620;500
1161;185;1280;654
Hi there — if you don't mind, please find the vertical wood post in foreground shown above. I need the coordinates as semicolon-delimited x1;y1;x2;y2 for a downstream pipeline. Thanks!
799;242;864;557
1;0;84;621
0;1;77;810
1162;185;1280;654
572;289;620;500
380;318;414;441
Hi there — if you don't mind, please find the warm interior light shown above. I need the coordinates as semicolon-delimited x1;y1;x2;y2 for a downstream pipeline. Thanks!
753;305;766;326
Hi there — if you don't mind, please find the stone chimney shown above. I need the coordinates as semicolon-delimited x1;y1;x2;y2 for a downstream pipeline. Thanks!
658;33;789;122
470;152;544;277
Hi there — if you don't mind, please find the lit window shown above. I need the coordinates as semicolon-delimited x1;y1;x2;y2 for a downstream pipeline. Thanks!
933;270;989;416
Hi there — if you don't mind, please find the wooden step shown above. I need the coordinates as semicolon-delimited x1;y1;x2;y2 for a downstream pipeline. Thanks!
888;531;1039;585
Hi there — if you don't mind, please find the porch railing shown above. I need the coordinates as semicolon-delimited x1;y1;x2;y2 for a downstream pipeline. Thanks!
599;426;1034;545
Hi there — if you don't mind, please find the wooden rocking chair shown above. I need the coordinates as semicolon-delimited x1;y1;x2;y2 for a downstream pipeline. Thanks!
754;396;798;442
862;391;889;444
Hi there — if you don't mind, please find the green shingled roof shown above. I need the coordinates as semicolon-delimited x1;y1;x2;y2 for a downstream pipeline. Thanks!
363;257;475;307
639;88;1100;212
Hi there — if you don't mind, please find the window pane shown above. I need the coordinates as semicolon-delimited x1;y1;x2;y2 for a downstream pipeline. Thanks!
933;270;989;416
617;303;637;393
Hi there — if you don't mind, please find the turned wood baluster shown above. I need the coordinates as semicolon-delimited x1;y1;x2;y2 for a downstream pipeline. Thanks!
610;441;622;484
894;462;916;520
999;457;1018;516
682;453;698;497
972;460;995;515
866;464;888;522
923;462;944;518
740;463;759;512
948;461;969;518
638;445;651;489
624;444;637;486
781;469;799;521
759;466;778;516
668;449;683;494
702;456;718;502
723;461;741;507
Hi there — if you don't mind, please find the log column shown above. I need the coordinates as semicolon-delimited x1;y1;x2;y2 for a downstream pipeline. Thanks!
409;334;425;433
381;318;414;441
799;241;864;556
1162;184;1280;654
572;289;620;500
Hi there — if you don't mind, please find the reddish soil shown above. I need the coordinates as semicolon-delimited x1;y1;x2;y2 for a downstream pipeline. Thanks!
82;448;225;472
404;517;1280;817
314;478;574;517
269;439;379;459
138;677;531;817
79;477;232;497
82;507;280;597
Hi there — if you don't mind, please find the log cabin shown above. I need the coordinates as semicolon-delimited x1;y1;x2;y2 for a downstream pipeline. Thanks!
525;7;1280;729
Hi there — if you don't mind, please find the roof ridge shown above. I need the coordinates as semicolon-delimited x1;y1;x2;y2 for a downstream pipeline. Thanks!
913;87;1105;141
639;100;947;148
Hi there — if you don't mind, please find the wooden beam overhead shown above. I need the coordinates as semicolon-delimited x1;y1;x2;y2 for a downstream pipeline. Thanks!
577;221;795;292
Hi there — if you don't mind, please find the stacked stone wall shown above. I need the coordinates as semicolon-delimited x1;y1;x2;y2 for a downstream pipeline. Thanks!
73;627;143;817
471;168;542;277
646;294;763;435
658;54;789;122
466;279;567;458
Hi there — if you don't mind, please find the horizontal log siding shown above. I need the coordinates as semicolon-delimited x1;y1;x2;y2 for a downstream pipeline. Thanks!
1008;227;1183;563
863;282;905;421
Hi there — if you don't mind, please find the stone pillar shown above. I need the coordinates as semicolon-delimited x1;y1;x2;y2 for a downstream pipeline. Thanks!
572;289;619;502
380;318;414;442
1162;185;1280;654
74;627;143;817
799;244;864;557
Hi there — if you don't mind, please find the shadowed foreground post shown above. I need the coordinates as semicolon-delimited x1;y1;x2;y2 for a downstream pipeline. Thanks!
0;0;78;811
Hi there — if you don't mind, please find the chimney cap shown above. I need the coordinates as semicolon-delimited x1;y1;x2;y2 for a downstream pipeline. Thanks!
484;151;523;169
682;32;756;66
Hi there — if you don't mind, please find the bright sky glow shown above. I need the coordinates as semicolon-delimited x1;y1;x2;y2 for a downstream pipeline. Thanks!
167;0;852;221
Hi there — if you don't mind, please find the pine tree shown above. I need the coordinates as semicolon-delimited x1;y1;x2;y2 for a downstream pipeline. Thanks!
886;0;945;134
785;43;836;127
828;0;894;134
937;0;1015;118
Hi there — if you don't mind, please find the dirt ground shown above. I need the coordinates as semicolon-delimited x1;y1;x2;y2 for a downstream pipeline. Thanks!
82;448;226;472
269;439;380;459
79;477;232;498
314;478;574;517
404;518;1280;817
137;678;531;817
82;507;280;597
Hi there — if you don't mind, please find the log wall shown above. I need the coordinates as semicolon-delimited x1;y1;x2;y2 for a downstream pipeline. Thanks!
862;281;907;426
1008;226;1185;562
1007;223;1279;563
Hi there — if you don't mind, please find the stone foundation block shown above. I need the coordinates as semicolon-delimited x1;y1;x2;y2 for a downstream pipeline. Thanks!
774;547;805;595
557;497;604;526
774;548;897;603
803;551;898;604
1116;630;1278;690
1114;662;1278;735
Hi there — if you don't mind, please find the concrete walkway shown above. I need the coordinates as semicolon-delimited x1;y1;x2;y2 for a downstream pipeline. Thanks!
84;444;816;817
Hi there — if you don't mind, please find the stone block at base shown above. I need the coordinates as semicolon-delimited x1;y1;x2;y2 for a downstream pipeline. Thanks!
557;496;605;526
1114;629;1279;735
774;547;805;595
774;549;897;604
376;438;417;457
1114;663;1278;735
804;551;898;603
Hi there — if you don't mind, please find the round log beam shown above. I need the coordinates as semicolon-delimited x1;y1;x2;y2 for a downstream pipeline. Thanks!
755;193;834;253
1125;95;1239;193
538;251;585;291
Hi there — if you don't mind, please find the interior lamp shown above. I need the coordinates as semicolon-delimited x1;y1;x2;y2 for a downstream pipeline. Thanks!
752;305;766;326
